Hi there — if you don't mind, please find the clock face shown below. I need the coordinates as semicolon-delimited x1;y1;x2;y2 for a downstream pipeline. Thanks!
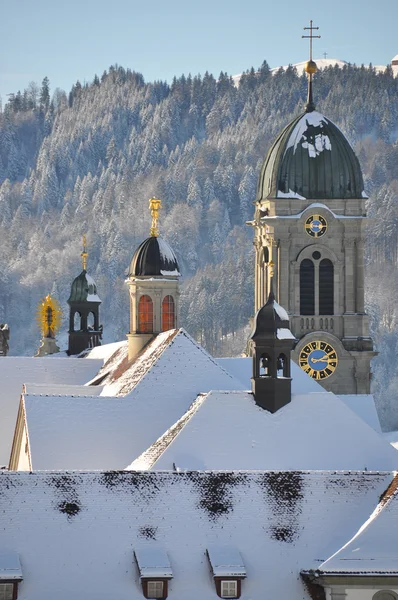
299;341;338;380
305;215;327;238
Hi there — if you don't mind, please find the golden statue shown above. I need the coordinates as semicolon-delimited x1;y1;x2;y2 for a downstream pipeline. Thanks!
149;197;162;237
36;294;62;340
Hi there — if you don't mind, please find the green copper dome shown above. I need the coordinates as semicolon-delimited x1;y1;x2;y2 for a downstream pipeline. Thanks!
257;110;365;201
67;270;101;304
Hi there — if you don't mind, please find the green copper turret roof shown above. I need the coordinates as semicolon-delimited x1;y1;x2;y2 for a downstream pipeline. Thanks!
257;110;365;201
67;270;101;304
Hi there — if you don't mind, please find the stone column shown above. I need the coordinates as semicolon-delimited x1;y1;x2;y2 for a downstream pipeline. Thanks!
330;586;347;600
279;238;291;311
356;236;365;313
344;236;356;313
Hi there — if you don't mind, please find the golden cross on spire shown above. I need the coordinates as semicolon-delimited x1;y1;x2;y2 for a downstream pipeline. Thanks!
302;19;320;61
302;20;321;112
149;197;162;237
81;234;88;271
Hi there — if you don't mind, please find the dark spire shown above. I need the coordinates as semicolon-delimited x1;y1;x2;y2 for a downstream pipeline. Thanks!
302;20;320;113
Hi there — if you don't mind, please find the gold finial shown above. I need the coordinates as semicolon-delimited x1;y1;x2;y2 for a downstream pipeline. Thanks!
81;234;88;271
302;20;321;112
149;197;162;237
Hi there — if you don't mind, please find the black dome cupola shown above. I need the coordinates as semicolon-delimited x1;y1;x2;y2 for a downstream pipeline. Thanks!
129;237;180;278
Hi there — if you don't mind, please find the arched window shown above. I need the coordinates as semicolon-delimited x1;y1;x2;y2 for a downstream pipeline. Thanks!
162;295;175;331
319;259;334;315
277;353;289;378
138;295;153;333
88;312;95;330
372;592;398;600
73;312;81;332
300;259;315;315
259;353;271;377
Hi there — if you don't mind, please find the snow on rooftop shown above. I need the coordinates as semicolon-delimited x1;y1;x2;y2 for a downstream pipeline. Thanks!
0;551;22;580
0;470;393;600
338;394;381;433
276;328;296;340
315;475;398;575
23;383;104;396
207;545;246;577
144;390;398;472
23;331;244;470
0;357;103;466
134;547;173;579
83;340;126;361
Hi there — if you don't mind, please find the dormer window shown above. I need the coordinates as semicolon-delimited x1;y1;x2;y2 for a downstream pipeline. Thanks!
0;551;23;600
206;545;246;599
221;580;238;598
146;580;164;599
134;547;172;600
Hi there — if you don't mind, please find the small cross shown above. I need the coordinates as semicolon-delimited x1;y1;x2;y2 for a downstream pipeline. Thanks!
323;52;328;59
302;20;321;61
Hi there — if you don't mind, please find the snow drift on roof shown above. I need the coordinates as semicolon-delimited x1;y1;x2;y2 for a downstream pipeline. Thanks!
135;547;173;579
207;545;246;577
314;475;398;574
0;551;22;580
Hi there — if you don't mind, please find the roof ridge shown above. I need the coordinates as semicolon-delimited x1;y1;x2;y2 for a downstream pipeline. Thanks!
125;392;209;470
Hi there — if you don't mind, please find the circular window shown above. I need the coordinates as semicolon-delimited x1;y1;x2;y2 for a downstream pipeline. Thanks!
312;251;321;260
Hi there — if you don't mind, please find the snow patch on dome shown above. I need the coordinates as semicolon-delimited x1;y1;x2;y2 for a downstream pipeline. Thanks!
274;301;289;321
285;111;332;158
277;189;306;200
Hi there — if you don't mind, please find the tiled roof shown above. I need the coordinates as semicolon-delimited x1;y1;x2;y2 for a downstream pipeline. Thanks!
0;471;393;600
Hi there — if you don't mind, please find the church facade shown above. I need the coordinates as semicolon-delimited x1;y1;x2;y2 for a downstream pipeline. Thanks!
251;60;375;394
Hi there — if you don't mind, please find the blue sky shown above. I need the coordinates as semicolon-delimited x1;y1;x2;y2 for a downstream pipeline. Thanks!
0;0;396;102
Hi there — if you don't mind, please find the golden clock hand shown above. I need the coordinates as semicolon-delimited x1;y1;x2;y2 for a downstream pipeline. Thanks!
310;355;328;363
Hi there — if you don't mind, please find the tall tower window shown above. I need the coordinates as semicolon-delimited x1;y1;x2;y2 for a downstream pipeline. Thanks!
300;259;315;315
319;259;334;315
138;295;153;333
162;295;175;331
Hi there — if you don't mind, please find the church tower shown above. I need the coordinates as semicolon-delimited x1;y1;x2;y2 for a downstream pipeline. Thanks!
126;198;181;362
250;272;296;413
251;22;375;394
67;236;102;355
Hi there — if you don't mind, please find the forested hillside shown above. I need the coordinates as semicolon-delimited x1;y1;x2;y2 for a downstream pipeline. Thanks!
0;62;398;427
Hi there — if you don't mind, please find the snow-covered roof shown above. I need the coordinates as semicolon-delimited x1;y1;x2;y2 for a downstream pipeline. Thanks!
134;547;173;579
22;331;244;470
0;551;22;580
0;470;393;600
338;394;381;433
207;545;246;577
133;390;398;471
0;357;103;466
314;475;398;575
23;383;104;396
